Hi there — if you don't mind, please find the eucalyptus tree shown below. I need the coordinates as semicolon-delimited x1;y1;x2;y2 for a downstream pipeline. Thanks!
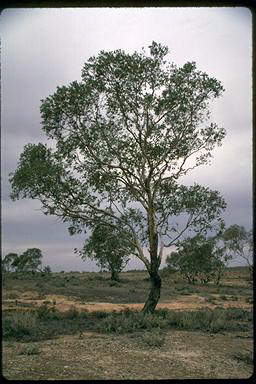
166;235;216;284
81;222;134;281
19;248;43;273
10;42;226;314
166;232;231;285
222;225;253;279
2;253;19;273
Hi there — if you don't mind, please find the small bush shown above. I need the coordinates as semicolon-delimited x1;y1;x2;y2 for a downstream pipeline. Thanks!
65;307;80;319
141;330;165;348
225;307;252;321
36;304;52;320
176;285;194;293
155;308;169;319
17;344;40;355
54;280;66;287
94;311;108;319
3;312;38;340
109;280;119;287
98;310;164;334
232;351;253;365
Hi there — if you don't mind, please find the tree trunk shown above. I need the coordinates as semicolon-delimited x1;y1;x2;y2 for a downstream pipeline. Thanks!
143;193;161;314
142;272;161;315
111;269;119;281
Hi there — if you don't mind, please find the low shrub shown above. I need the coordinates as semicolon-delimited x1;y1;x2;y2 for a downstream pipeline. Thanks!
93;311;108;319
65;307;80;319
232;351;253;365
36;304;53;320
53;280;66;287
109;280;120;287
141;330;166;348
98;310;164;333
3;311;38;341
3;306;252;342
165;307;252;333
17;344;40;355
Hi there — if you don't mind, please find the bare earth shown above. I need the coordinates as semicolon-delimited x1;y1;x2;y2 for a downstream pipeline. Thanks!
2;291;252;313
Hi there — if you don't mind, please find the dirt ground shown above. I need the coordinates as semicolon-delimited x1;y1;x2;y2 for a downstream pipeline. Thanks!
3;329;253;380
2;291;252;313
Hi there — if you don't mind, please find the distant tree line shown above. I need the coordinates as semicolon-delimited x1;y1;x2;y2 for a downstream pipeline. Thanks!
1;248;51;274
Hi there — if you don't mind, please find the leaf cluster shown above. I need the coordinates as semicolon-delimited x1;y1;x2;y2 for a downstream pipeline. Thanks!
2;248;43;273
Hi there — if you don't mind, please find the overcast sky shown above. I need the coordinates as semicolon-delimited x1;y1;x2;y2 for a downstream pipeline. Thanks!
1;7;252;272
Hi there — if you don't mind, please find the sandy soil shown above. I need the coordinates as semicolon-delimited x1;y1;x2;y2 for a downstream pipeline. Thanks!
2;291;252;313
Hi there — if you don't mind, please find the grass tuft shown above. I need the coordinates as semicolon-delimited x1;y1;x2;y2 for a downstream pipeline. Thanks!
140;330;166;348
232;351;253;365
17;344;40;355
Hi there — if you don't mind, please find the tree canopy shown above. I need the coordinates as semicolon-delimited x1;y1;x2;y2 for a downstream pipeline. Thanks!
81;222;135;281
2;253;18;273
222;225;253;278
2;248;43;273
10;42;226;313
166;232;231;285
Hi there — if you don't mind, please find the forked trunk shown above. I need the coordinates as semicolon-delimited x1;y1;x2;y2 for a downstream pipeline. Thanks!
142;272;161;315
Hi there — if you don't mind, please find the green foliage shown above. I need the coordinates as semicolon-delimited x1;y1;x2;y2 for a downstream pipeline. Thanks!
166;233;231;284
2;253;19;272
81;223;133;281
3;249;43;273
222;225;253;277
18;248;43;272
36;304;53;320
3;311;38;341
